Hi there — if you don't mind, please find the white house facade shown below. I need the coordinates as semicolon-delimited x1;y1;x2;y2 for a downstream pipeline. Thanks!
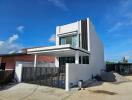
16;18;105;91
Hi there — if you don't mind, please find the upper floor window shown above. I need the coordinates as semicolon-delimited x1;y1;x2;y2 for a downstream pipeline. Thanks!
59;35;77;47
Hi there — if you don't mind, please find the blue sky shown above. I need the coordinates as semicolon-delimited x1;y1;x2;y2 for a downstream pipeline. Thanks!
0;0;132;62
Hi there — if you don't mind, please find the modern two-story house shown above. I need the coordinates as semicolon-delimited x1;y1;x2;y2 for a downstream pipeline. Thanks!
14;18;105;91
24;18;105;90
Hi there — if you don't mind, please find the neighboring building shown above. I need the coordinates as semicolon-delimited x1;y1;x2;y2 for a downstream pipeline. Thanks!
0;53;55;70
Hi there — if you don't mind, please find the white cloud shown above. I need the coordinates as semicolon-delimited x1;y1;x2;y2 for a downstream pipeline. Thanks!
119;0;132;12
108;22;123;32
8;34;19;43
0;25;25;54
0;34;22;54
48;0;68;11
49;34;56;42
17;26;25;32
0;41;4;46
108;20;132;33
8;51;16;54
105;0;132;33
125;56;131;60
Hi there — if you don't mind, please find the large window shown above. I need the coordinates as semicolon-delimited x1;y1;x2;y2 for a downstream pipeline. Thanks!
59;57;75;66
59;35;77;47
60;37;66;45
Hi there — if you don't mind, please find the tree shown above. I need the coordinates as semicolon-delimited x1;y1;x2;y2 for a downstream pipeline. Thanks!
105;61;115;64
122;57;128;63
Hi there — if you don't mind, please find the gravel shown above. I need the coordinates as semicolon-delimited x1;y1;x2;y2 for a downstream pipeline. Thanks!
100;71;130;83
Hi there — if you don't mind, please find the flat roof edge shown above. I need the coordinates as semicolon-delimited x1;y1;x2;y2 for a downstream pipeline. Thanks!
27;45;90;55
0;53;27;57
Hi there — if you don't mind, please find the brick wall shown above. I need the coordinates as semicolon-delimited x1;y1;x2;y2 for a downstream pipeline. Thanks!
1;54;55;70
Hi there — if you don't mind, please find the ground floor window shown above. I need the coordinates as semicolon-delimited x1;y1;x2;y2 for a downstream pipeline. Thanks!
59;57;75;66
79;56;89;64
83;56;89;64
59;56;89;66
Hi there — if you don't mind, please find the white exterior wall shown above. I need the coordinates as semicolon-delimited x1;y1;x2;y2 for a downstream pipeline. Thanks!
87;19;105;75
58;22;79;35
66;63;93;91
65;19;105;91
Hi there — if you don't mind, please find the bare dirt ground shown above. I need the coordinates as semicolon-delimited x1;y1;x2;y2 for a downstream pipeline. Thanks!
0;83;72;100
0;76;132;100
68;76;132;100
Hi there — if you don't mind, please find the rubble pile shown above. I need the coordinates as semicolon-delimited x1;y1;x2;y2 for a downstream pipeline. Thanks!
101;71;129;83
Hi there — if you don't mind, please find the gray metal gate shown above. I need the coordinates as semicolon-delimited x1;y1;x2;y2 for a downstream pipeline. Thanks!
0;70;14;84
22;67;65;89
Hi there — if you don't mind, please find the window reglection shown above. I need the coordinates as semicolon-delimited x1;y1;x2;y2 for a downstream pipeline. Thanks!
60;35;77;47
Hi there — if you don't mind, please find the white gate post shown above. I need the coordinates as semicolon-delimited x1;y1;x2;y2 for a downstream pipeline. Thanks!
34;54;37;67
65;63;70;91
75;51;79;64
15;62;23;82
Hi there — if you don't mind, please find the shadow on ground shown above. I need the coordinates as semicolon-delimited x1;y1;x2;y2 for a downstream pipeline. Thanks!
0;83;18;91
88;89;118;95
83;81;104;89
